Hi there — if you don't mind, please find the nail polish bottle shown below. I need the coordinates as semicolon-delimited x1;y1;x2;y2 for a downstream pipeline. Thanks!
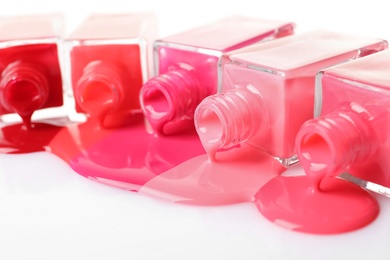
0;14;64;128
140;16;294;134
296;50;390;186
194;30;387;164
66;13;157;128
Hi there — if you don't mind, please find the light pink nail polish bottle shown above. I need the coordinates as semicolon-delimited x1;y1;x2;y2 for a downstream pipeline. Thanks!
296;50;390;186
140;16;294;135
195;30;387;165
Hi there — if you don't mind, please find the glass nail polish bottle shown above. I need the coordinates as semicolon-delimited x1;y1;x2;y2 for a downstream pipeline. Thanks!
66;13;157;128
0;14;65;128
296;50;390;187
194;30;387;164
139;16;294;135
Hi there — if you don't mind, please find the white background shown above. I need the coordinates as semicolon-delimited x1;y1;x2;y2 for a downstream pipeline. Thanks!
1;1;390;259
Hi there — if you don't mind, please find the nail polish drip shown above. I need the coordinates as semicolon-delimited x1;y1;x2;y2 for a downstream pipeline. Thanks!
253;105;380;234
254;129;379;234
0;44;64;127
195;88;263;161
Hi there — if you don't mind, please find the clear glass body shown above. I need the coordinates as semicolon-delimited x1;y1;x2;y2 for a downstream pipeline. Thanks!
65;13;157;128
297;50;390;186
0;14;65;127
194;30;387;165
140;16;294;134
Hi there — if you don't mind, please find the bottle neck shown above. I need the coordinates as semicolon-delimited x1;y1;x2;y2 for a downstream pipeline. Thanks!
194;88;265;161
76;61;124;118
0;61;49;127
140;67;204;134
296;106;379;180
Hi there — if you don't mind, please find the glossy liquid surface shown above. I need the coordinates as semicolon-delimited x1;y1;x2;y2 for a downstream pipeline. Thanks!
49;113;206;191
140;144;286;205
253;171;379;234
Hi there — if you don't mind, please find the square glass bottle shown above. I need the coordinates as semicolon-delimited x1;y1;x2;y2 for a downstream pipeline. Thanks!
65;13;157;128
296;50;390;186
0;14;65;128
195;30;387;165
139;16;294;134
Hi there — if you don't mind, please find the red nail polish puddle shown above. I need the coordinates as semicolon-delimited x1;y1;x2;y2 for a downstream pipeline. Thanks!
0;123;62;153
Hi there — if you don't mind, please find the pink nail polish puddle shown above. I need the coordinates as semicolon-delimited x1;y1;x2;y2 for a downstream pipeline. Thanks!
195;30;387;166
253;171;379;234
139;143;286;205
140;16;294;135
66;13;156;128
0;14;66;153
49;113;206;191
254;49;390;234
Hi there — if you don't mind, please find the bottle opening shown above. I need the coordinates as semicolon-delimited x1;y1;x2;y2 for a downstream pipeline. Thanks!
3;79;45;115
142;87;170;120
75;61;124;119
299;133;332;174
78;80;116;117
0;61;50;127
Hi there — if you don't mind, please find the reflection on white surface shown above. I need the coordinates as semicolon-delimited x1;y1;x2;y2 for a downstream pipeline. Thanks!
0;153;390;259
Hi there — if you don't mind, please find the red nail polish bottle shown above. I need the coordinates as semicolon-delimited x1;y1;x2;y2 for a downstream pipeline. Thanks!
66;13;156;128
0;14;64;128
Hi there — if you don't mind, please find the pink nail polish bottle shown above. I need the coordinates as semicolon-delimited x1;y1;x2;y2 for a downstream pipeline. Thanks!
0;14;64;128
195;30;387;164
296;50;390;187
140;16;294;135
66;13;156;128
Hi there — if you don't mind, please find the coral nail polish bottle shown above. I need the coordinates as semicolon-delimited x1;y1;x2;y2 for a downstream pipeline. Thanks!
66;13;156;128
194;30;387;164
296;50;390;187
0;14;64;128
139;16;294;135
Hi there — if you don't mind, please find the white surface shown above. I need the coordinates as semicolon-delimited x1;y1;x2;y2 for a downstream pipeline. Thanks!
1;154;390;259
1;1;390;259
